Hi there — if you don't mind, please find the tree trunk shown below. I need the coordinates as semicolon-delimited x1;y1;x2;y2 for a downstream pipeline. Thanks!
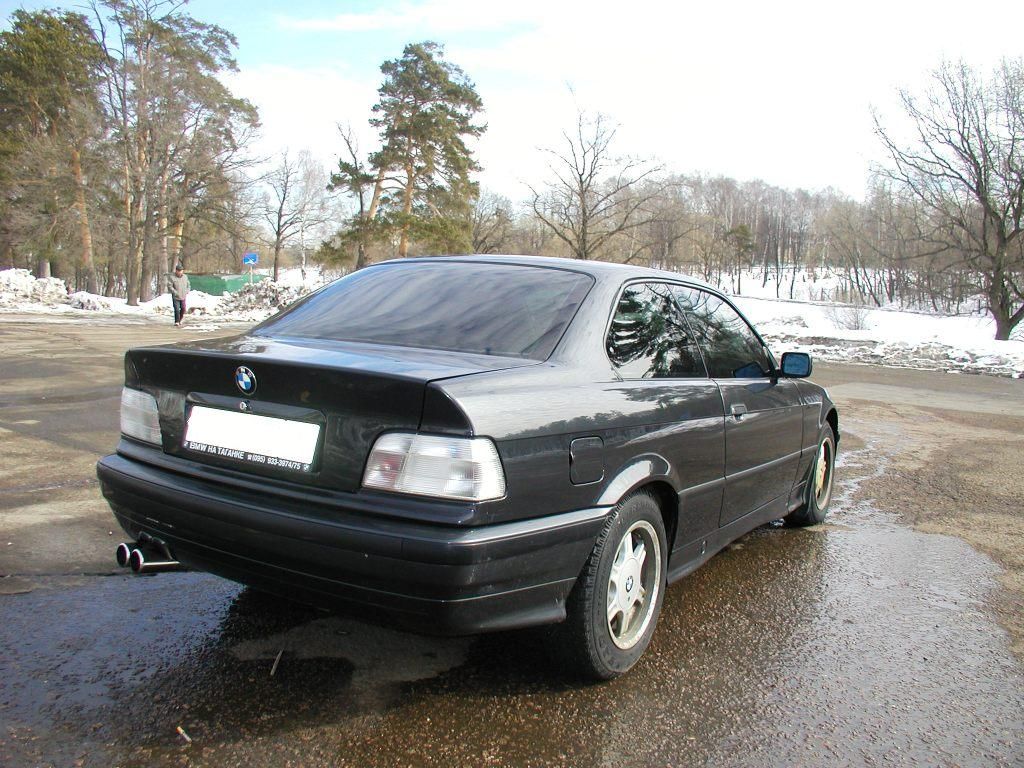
139;209;157;302
170;207;185;268
398;163;414;257
125;159;144;305
355;169;379;270
157;168;170;295
988;272;1023;340
127;225;144;305
69;146;97;294
366;168;386;220
991;297;1023;340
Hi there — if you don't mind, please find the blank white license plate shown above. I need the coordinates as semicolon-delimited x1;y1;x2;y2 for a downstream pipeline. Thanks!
183;405;320;472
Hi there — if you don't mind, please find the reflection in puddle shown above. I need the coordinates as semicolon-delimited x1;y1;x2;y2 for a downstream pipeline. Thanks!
230;614;471;690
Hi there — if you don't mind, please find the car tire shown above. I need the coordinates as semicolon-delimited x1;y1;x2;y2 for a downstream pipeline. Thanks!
562;491;667;680
784;424;836;527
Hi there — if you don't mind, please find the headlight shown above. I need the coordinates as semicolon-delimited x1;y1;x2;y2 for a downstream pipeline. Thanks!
120;388;161;445
362;433;506;501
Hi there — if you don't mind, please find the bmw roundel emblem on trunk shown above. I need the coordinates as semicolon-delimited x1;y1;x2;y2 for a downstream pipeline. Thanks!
235;366;257;395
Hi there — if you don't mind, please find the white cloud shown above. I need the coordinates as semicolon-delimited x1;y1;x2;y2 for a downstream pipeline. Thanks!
249;0;1024;202
222;64;380;176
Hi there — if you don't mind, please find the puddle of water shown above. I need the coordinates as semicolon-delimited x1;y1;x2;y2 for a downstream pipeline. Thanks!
0;430;1022;767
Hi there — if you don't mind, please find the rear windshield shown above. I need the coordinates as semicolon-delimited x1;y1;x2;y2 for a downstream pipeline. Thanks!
254;261;594;360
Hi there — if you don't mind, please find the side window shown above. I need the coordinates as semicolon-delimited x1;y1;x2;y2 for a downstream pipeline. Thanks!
606;283;707;379
673;287;773;379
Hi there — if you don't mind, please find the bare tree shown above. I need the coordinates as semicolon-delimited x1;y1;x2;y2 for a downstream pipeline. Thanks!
93;0;257;303
264;150;330;281
874;58;1024;339
529;109;666;261
622;179;698;269
471;191;514;253
326;124;378;269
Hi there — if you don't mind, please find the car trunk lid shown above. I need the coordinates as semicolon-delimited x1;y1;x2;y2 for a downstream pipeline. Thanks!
127;335;536;491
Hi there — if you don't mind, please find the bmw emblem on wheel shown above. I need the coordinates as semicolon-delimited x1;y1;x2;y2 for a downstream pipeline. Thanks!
235;366;257;395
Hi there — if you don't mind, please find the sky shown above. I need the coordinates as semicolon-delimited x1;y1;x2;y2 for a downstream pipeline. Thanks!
3;0;1023;203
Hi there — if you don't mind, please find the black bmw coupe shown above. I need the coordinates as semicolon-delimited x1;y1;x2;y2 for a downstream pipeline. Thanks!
97;255;838;679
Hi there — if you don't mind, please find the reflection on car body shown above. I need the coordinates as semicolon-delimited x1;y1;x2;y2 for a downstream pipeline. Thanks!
97;255;838;679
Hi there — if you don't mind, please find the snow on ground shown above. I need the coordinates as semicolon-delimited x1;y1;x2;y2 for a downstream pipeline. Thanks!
2;266;1023;378
0;267;328;323
733;295;1024;379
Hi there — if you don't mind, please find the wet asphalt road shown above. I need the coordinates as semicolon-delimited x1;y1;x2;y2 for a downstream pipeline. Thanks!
1;316;1023;767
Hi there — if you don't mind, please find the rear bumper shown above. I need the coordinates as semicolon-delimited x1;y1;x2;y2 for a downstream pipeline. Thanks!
96;453;607;635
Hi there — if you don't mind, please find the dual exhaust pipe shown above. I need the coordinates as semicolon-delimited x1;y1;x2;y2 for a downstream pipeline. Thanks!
115;534;185;574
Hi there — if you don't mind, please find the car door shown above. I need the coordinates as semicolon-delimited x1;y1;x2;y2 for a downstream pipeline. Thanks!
672;286;803;526
603;281;725;552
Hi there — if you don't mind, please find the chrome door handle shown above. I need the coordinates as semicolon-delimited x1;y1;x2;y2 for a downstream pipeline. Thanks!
730;403;748;418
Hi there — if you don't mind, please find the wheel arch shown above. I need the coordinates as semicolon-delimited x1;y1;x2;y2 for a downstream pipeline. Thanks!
825;407;839;445
594;457;679;555
637;480;679;553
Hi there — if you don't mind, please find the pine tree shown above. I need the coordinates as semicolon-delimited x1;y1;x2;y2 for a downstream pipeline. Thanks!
366;41;484;257
0;10;104;283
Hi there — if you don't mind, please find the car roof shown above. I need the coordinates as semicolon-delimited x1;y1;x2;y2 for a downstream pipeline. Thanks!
381;254;717;290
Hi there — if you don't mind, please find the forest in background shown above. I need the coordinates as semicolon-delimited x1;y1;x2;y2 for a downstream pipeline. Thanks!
0;1;1021;338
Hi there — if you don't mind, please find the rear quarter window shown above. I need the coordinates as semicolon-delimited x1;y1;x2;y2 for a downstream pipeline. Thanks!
606;282;707;379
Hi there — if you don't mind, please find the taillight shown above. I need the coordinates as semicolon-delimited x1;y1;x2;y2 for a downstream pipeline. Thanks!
120;388;161;445
362;433;505;501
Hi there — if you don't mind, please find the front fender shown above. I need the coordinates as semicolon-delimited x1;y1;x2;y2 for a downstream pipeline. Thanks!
797;381;839;449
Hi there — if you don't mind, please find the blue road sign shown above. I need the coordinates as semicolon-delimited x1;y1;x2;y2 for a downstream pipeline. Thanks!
243;252;258;265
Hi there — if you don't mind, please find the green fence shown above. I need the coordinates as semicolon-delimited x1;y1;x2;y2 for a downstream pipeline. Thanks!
188;273;268;296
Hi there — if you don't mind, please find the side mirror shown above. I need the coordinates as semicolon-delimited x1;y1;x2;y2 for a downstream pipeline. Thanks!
780;351;812;378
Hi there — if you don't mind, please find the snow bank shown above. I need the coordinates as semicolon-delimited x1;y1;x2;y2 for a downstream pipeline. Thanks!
0;266;304;321
0;268;39;296
68;291;117;311
2;266;1022;378
185;291;223;315
734;296;1024;378
0;268;68;306
217;280;308;321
